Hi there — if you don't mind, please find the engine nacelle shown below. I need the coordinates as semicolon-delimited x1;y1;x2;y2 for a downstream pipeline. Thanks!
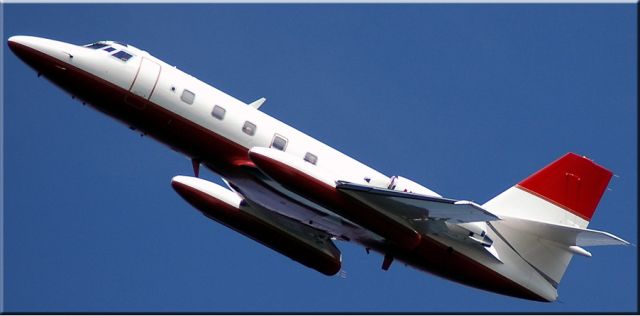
171;175;342;276
388;176;442;197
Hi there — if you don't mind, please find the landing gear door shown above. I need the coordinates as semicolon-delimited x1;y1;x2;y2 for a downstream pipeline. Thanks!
126;57;161;109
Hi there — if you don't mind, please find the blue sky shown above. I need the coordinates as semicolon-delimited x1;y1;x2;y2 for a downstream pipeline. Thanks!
2;3;637;313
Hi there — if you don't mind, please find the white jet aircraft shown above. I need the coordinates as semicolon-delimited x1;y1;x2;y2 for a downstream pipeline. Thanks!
7;35;629;302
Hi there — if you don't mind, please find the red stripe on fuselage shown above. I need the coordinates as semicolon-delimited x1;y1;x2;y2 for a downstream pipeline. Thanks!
398;234;549;302
10;41;549;302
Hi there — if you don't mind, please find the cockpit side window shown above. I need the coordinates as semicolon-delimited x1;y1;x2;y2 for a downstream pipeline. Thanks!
85;43;108;49
112;50;133;62
103;46;116;53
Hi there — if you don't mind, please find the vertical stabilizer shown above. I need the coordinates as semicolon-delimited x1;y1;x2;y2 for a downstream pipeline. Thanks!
483;153;614;286
484;153;612;229
517;152;612;224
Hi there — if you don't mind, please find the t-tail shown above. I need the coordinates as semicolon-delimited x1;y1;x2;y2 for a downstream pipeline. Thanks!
483;153;628;295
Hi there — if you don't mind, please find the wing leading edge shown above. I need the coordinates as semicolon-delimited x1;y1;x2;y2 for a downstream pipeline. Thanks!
336;181;500;224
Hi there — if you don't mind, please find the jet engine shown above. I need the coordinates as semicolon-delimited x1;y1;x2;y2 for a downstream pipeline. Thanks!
171;175;342;276
388;176;441;197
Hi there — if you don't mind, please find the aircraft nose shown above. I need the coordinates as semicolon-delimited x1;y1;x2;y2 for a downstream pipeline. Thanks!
8;35;29;46
7;35;33;57
8;35;51;68
8;35;78;75
7;36;20;50
7;35;45;54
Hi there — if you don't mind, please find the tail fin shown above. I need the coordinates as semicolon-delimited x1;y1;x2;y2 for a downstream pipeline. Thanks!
483;153;622;287
485;152;612;229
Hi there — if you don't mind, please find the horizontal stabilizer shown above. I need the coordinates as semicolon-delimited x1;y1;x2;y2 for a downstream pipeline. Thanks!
336;181;500;224
483;152;622;286
500;216;629;247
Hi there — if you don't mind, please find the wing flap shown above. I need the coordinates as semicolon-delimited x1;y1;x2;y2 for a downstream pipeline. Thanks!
336;181;500;224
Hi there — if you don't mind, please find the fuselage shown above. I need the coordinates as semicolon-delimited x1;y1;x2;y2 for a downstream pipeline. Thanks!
8;35;558;302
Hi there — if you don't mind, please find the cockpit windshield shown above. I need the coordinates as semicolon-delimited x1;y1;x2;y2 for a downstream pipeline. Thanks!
84;41;135;62
85;42;108;49
112;50;133;62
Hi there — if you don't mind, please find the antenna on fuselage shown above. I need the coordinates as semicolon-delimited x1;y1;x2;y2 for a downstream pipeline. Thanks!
192;159;201;177
248;97;266;110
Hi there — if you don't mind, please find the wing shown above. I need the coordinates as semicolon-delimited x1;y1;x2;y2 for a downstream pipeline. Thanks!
246;146;501;251
336;181;500;224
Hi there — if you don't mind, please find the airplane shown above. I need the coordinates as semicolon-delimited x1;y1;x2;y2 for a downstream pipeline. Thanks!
7;35;629;302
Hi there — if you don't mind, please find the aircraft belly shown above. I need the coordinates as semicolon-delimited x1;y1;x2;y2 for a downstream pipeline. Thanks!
217;164;556;301
214;167;556;301
398;232;558;302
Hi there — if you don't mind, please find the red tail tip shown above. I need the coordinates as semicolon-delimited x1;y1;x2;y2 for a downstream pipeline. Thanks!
517;153;613;221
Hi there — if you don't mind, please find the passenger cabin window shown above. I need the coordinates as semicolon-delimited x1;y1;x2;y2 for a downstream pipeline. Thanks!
86;43;108;49
271;134;288;151
304;152;318;165
103;46;116;53
212;105;226;120
242;121;256;136
112;50;133;62
181;89;195;105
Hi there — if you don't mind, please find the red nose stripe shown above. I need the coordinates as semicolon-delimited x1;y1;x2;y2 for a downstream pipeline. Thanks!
517;153;612;221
